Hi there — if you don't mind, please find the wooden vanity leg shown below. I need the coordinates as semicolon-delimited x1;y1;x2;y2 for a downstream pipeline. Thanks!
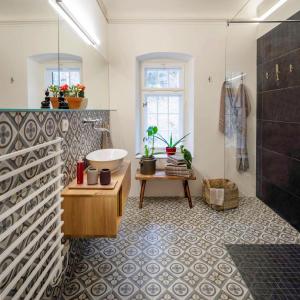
184;180;193;209
139;180;146;209
182;180;188;198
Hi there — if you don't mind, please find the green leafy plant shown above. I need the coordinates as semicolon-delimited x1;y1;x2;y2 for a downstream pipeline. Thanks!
143;126;158;157
155;132;190;148
180;145;192;169
49;84;59;97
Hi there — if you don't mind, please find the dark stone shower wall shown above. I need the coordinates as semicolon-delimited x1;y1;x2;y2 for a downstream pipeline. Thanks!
257;11;300;231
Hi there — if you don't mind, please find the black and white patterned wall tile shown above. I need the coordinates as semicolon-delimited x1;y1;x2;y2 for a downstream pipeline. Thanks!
0;109;110;299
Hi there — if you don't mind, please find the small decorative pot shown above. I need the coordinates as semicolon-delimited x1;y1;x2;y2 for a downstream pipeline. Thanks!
65;97;88;109
140;156;156;175
166;147;176;156
87;167;98;185
100;169;111;185
50;97;59;109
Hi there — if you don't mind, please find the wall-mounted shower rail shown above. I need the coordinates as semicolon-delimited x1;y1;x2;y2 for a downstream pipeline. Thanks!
0;137;64;300
227;19;300;24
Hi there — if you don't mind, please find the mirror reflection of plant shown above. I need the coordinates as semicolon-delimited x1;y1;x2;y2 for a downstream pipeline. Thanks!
69;84;86;97
60;84;70;96
49;84;59;97
48;83;86;97
155;132;190;148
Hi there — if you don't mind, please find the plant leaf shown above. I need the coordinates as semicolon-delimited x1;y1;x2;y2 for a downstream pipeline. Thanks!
147;126;154;136
155;134;169;146
173;133;191;147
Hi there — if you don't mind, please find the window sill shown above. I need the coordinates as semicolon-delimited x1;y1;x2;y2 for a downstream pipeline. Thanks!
136;153;170;159
136;153;194;159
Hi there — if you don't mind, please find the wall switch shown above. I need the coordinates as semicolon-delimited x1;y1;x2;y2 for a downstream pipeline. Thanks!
61;118;69;132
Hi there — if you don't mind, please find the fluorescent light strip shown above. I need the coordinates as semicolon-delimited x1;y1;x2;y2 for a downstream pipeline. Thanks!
48;0;100;47
256;0;288;21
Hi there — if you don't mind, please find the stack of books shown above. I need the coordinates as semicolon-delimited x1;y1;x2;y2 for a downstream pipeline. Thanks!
165;155;192;178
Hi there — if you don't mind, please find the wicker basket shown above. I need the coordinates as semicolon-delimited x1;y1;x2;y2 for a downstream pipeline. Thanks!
202;179;239;211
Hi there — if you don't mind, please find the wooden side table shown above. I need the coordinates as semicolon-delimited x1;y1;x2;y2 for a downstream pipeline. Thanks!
135;169;196;209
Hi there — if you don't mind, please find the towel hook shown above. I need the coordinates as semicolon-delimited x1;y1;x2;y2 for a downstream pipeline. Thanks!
265;72;269;80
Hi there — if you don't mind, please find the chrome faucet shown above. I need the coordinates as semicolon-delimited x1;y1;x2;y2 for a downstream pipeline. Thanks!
82;118;110;133
82;118;99;124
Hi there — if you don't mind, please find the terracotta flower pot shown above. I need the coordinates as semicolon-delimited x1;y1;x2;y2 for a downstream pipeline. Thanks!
50;97;59;109
166;147;176;156
65;97;88;109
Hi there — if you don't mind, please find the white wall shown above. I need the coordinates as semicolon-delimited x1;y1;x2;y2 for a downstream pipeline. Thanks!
0;22;58;108
109;22;232;197
27;57;44;108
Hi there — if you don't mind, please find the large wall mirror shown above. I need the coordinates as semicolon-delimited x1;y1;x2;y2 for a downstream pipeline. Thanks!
0;0;109;110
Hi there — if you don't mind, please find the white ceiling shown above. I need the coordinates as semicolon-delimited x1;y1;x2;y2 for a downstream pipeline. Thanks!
101;0;262;20
0;0;263;22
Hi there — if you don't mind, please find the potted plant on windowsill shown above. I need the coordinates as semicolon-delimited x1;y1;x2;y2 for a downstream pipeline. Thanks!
155;132;190;156
140;126;158;175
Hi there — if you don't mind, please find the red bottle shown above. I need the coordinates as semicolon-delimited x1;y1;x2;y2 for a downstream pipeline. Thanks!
77;157;84;184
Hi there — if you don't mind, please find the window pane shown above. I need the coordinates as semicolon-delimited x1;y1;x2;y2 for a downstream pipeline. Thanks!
169;96;180;113
70;71;80;85
169;114;180;136
158;96;168;113
145;69;158;88
157;130;169;147
60;72;69;85
168;69;180;88
158;70;168;88
146;96;157;113
144;93;183;150
46;68;80;87
158;114;168;131
148;114;157;126
144;67;181;88
52;71;59;85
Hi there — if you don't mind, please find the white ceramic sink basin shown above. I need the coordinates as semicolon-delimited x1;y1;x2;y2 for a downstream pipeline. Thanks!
86;149;128;172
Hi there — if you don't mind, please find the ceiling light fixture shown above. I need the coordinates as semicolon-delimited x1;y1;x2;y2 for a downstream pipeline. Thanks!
48;0;100;47
256;0;288;21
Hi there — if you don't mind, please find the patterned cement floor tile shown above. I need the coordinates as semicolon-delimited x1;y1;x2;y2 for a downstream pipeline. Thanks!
61;196;300;299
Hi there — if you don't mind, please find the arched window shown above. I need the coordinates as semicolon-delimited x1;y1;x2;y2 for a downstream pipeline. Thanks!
136;52;194;155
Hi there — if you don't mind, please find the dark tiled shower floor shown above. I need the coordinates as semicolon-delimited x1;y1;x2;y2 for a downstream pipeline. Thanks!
226;244;300;300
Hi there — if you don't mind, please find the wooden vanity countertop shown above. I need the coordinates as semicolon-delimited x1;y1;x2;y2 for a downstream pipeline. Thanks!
62;160;131;197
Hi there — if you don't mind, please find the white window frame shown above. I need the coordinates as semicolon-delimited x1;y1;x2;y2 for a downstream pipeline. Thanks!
140;61;186;153
45;67;81;88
